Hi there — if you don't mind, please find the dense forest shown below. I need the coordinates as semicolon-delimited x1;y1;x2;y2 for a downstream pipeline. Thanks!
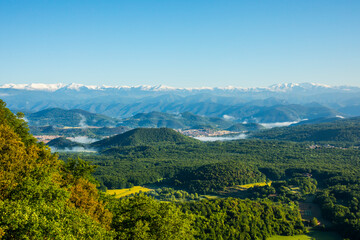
2;98;360;239
252;116;360;143
59;124;360;239
0;99;310;239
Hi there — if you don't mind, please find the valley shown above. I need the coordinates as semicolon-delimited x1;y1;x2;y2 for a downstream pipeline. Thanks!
2;1;359;238
1;96;360;239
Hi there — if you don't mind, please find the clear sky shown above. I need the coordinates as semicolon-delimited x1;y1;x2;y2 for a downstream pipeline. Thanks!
1;0;359;88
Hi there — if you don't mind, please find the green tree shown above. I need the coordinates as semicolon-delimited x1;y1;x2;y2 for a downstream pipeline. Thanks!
110;193;194;240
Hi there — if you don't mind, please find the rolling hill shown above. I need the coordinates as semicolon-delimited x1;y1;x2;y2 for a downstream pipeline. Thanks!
252;116;360;143
120;111;234;129
47;137;85;150
26;108;121;127
91;128;200;149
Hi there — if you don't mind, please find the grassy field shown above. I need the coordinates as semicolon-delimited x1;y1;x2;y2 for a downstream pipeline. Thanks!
219;181;272;197
107;186;152;198
268;230;342;240
202;195;220;199
235;181;272;190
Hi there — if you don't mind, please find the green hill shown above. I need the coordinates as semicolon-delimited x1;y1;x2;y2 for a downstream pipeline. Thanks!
252;116;360;143
47;137;85;149
120;111;234;129
171;161;265;193
91;127;199;149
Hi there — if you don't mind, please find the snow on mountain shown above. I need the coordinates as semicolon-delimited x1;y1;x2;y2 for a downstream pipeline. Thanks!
267;83;333;92
0;82;358;93
0;83;67;91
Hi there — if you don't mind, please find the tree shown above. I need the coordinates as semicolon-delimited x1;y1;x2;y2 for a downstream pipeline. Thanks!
110;193;194;240
0;100;113;239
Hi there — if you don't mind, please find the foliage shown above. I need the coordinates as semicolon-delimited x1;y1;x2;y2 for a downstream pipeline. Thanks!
109;193;195;240
0;99;113;239
171;161;265;193
62;139;360;192
3;97;360;239
252;116;360;143
145;187;201;201
315;184;360;239
61;137;360;238
180;198;305;239
0;99;36;145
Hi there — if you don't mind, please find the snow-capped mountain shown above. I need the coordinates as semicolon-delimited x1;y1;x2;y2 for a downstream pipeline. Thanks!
1;82;359;121
0;82;353;92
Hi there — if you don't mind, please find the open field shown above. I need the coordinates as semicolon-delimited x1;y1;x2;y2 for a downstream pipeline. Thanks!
217;181;272;197
233;181;271;190
202;195;220;199
268;230;342;240
107;186;152;198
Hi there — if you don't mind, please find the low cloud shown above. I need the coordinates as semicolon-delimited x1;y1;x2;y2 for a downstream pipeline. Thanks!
195;133;247;142
223;115;235;121
50;146;97;153
260;121;299;129
68;136;98;144
78;114;88;128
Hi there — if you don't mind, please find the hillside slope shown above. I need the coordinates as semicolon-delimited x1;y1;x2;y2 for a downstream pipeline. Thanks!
27;108;121;127
120;111;234;129
47;137;85;149
91;128;199;149
252;116;360;142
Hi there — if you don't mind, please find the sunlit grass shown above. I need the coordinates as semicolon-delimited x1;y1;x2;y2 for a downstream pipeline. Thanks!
268;230;342;240
268;235;311;240
202;195;219;199
107;186;152;198
231;181;272;190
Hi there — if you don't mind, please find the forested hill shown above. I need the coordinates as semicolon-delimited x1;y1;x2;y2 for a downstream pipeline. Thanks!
26;108;121;127
252;116;360;143
120;111;234;129
91;127;199;149
47;137;85;149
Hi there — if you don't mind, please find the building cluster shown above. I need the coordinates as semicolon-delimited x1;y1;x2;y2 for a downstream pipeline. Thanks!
177;129;240;138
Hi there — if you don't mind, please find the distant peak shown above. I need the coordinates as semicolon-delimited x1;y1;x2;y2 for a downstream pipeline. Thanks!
0;82;353;93
267;82;333;92
0;83;67;91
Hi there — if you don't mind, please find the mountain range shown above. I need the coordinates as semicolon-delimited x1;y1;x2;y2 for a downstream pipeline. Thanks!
25;108;264;133
1;82;360;123
27;108;121;127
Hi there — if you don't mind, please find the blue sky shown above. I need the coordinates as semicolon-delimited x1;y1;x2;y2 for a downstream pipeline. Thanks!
1;0;359;88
